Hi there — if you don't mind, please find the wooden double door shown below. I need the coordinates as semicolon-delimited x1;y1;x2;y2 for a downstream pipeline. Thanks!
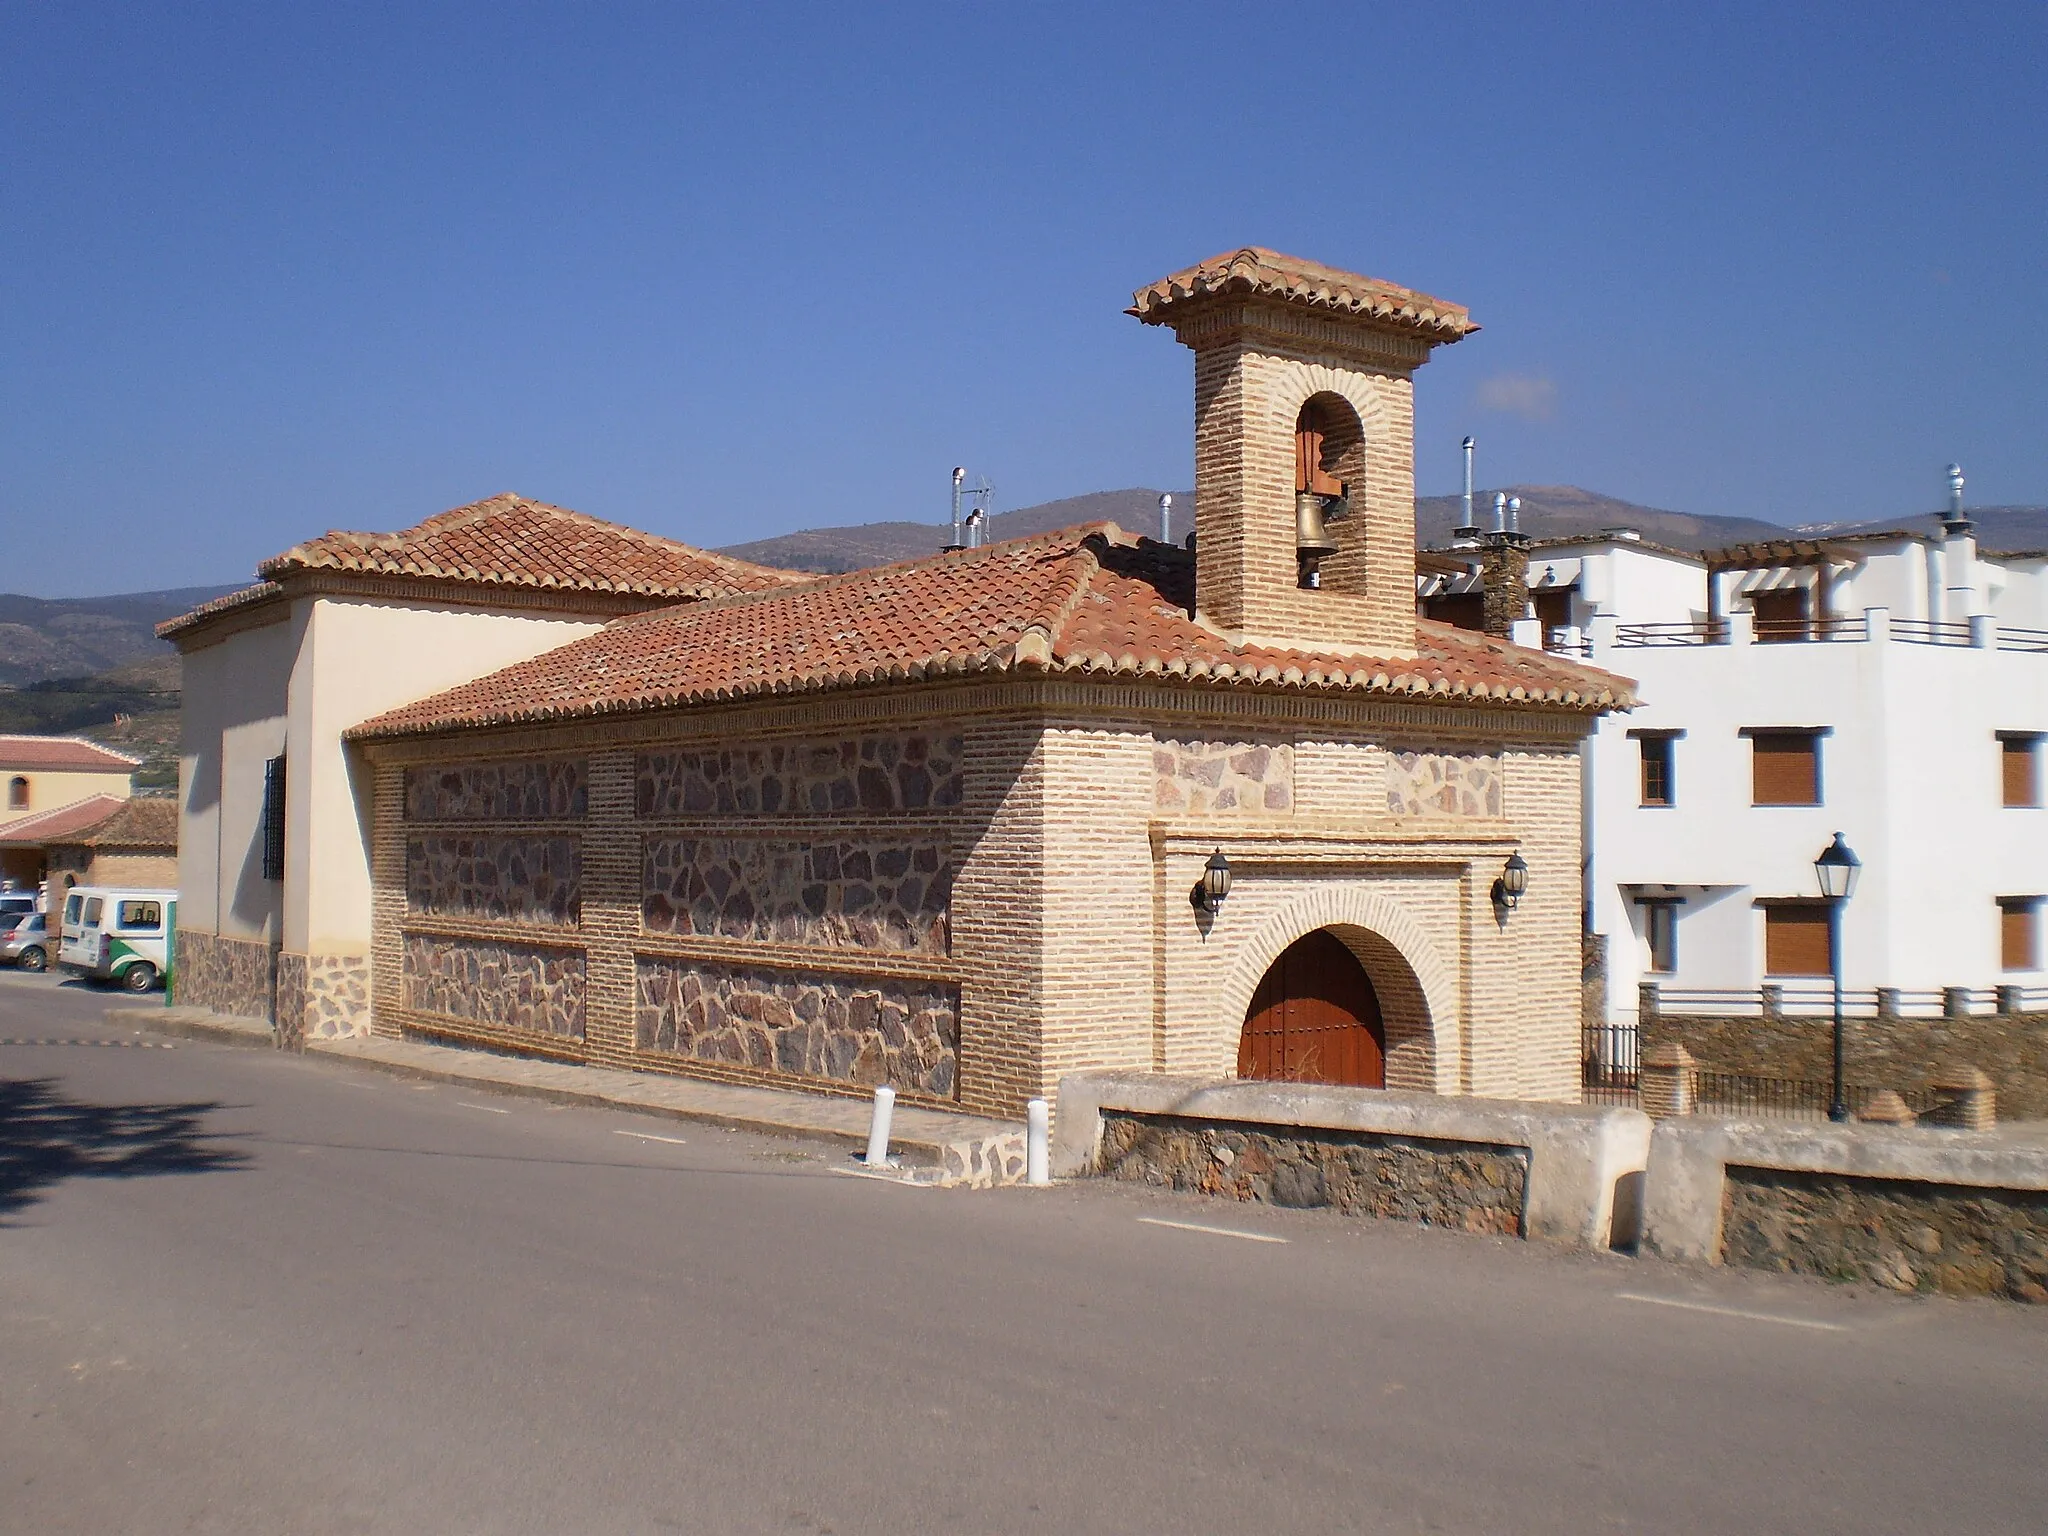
1237;930;1386;1088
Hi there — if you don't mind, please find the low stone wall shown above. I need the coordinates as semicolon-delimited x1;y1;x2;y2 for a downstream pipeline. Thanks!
1099;1112;1526;1235
174;929;275;1023
1642;1117;2048;1302
1723;1167;2048;1301
1055;1071;1651;1250
1644;1009;2048;1121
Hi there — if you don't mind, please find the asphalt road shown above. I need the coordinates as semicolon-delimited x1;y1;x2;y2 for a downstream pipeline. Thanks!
3;970;2045;1536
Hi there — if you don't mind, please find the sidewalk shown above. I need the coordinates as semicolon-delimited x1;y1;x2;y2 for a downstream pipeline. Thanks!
111;1005;1028;1187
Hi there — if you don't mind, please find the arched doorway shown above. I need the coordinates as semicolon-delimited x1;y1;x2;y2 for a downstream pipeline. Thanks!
1237;929;1386;1088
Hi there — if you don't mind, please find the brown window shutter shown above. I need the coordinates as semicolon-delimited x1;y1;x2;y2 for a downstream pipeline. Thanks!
1763;904;1832;976
1750;588;1812;642
2001;899;2039;971
2002;739;2038;808
1751;732;1820;805
1293;403;1343;497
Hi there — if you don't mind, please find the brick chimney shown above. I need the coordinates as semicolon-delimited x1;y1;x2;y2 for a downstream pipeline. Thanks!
1130;249;1475;656
1480;531;1533;637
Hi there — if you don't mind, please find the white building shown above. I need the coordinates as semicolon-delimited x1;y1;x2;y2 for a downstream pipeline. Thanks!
1420;499;2048;1025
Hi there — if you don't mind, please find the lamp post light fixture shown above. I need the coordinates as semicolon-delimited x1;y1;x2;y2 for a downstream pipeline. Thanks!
1813;832;1862;1123
1191;848;1233;913
1492;852;1530;912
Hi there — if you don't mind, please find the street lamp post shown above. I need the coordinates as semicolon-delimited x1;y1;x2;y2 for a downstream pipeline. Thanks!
1813;832;1862;1123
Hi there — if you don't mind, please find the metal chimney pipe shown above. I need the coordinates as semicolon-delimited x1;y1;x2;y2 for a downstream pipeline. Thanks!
1492;491;1508;535
1158;492;1173;545
1461;436;1476;532
1508;495;1523;536
950;467;965;550
1944;463;1969;532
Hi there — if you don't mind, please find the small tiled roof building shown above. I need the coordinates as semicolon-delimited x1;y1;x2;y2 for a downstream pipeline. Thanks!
272;249;1635;1112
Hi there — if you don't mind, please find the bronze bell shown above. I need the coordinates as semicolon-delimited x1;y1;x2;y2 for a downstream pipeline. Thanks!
1295;490;1339;560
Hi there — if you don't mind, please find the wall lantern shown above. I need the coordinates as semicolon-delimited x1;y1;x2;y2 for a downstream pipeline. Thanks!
1492;852;1530;911
1191;848;1233;913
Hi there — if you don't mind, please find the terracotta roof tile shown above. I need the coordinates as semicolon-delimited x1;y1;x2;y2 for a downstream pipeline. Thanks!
261;493;795;598
1129;248;1476;340
0;795;129;846
162;494;800;641
48;796;177;850
353;525;1635;740
0;736;143;772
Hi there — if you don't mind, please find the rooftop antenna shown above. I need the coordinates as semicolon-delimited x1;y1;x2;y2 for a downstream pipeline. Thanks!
1942;462;1971;535
1158;492;1173;545
1455;436;1479;542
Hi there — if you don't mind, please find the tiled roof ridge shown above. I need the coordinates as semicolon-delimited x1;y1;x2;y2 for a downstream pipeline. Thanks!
1129;247;1476;340
0;793;128;844
0;735;143;768
60;795;178;848
157;581;287;639
255;492;796;597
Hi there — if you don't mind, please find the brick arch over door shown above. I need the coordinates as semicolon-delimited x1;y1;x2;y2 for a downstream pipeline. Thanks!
1218;885;1458;1094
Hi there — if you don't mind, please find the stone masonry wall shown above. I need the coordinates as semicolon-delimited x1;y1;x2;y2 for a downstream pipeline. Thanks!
402;934;587;1039
1645;1010;2048;1121
405;757;587;820
274;951;307;1049
1721;1166;2048;1302
304;953;370;1041
1097;1112;1527;1235
635;956;958;1098
174;929;275;1022
643;835;950;955
1385;750;1502;817
637;730;964;817
1153;738;1294;815
406;834;583;926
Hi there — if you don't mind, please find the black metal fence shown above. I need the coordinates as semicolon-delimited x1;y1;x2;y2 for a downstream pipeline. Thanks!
1578;1019;1943;1119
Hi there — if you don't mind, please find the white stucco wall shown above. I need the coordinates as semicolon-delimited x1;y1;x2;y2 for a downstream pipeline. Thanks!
1587;625;2048;1016
178;612;297;940
283;597;607;956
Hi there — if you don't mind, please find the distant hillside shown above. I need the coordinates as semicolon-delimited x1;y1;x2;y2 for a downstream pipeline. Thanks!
717;485;1793;572
0;584;237;686
1799;505;2048;554
718;489;1195;572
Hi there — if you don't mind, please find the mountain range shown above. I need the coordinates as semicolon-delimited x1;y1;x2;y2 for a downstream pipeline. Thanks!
3;487;2045;688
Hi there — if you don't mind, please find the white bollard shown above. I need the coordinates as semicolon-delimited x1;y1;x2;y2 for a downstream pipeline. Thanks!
864;1084;896;1167
1026;1098;1051;1186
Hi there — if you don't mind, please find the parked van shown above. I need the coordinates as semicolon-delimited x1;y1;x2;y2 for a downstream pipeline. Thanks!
59;886;176;992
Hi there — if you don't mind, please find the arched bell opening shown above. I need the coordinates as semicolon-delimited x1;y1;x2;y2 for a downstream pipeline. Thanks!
1292;394;1366;591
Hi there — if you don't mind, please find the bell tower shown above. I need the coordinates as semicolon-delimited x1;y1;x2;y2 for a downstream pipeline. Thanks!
1130;249;1475;656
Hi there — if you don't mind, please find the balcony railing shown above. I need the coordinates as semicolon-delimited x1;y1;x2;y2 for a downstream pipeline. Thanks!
1596;612;2037;653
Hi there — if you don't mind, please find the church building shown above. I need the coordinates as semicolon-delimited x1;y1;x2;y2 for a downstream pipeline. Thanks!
170;249;1634;1117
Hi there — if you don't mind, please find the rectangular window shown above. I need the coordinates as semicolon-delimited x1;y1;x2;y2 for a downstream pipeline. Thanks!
116;900;162;931
1640;901;1679;973
2000;898;2041;971
83;896;104;927
1636;734;1676;806
1999;734;2041;808
1747;729;1824;806
261;755;287;882
1762;902;1833;976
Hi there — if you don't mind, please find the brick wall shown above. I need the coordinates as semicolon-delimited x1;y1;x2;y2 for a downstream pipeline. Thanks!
362;681;1594;1119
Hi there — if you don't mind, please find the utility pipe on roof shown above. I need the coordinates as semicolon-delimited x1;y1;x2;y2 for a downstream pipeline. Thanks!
1158;492;1173;545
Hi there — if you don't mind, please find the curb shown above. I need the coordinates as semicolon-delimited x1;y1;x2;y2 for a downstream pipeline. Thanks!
109;1004;1025;1183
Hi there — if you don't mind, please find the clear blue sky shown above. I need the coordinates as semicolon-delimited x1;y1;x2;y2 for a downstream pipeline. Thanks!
4;2;2043;596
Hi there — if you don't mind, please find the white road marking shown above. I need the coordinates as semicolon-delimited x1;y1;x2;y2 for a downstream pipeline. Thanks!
1137;1216;1289;1244
1615;1292;1851;1331
614;1129;689;1146
831;1166;927;1187
454;1101;510;1114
